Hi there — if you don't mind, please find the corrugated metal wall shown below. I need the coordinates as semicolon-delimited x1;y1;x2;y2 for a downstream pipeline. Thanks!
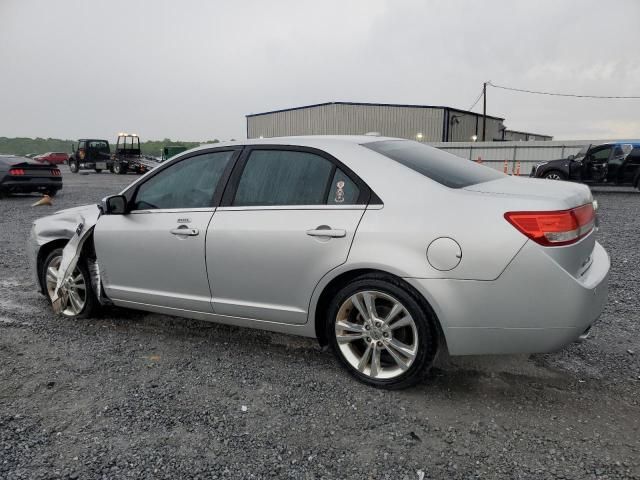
428;140;611;175
503;130;553;141
248;104;447;140
445;111;503;142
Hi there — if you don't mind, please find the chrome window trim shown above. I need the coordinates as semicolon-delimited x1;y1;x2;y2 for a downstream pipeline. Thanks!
215;205;367;212
129;207;216;214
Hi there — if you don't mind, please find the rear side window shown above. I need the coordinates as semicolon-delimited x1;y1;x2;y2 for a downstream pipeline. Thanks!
363;140;503;188
327;168;359;204
133;151;233;210
233;150;334;206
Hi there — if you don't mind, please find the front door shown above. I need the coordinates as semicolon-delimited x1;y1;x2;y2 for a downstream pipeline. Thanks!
206;147;368;324
583;145;612;183
94;149;237;312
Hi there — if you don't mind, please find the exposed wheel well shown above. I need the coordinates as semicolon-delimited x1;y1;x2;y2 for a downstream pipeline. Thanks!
314;268;446;351
36;239;70;292
36;235;97;293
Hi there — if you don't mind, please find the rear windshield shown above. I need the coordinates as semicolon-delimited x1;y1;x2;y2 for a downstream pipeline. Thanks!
363;140;503;188
88;141;109;151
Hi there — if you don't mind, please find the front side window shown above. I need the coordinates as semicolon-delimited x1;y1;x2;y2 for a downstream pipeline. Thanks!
589;146;612;163
364;140;502;188
233;150;334;206
133;151;233;210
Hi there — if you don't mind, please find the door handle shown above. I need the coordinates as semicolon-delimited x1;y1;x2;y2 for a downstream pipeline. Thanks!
306;226;346;238
170;226;199;236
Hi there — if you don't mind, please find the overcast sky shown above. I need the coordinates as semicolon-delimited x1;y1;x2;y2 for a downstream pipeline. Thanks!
1;0;639;141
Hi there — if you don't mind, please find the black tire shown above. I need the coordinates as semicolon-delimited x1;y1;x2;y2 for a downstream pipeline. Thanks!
41;248;99;319
45;189;58;197
113;162;127;175
543;170;566;180
326;274;438;389
69;161;79;174
94;169;102;173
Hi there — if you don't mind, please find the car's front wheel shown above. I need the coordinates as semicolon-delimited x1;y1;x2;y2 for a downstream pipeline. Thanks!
544;170;566;180
69;161;79;174
113;162;127;175
327;275;438;389
42;248;98;318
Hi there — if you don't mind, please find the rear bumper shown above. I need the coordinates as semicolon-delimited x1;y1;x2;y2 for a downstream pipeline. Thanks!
1;178;62;193
406;241;610;355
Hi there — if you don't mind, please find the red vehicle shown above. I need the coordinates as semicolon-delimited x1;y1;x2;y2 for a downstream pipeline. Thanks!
33;152;69;165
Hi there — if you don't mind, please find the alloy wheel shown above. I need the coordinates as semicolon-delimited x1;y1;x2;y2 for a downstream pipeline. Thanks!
45;255;87;316
334;290;418;380
545;173;562;180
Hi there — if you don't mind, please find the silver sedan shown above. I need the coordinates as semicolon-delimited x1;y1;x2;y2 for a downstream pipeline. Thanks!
29;136;609;389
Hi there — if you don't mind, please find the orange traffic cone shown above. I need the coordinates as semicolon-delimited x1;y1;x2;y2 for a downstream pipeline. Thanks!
476;156;483;164
515;161;521;176
503;160;508;174
32;194;52;207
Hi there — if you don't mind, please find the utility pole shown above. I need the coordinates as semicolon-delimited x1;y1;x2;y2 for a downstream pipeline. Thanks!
482;81;487;142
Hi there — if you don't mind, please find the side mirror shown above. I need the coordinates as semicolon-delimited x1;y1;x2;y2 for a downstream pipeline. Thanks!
101;195;127;215
71;144;76;153
567;154;575;161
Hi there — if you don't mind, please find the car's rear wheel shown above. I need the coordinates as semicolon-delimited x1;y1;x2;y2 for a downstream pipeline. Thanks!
95;169;102;173
69;161;79;174
45;189;58;197
544;170;566;180
327;275;437;389
42;248;98;318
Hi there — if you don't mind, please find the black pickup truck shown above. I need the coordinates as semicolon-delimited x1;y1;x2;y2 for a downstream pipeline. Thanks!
68;135;158;175
68;139;112;173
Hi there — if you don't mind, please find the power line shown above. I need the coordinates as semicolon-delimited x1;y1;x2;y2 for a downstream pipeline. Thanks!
467;88;485;111
487;81;640;99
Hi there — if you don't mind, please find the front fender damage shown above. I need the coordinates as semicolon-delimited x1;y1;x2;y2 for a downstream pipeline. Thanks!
48;205;111;313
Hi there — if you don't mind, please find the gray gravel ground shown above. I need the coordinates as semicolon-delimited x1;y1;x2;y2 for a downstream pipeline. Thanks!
1;172;639;479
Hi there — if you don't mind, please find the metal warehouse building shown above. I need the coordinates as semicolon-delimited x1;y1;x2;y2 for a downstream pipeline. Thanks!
246;102;551;142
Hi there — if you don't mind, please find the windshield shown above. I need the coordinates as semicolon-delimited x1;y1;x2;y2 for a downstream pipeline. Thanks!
573;144;591;160
88;141;109;152
363;140;503;188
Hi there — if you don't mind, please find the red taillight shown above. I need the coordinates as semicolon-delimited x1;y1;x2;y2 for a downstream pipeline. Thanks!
51;169;61;176
504;203;595;246
9;168;25;175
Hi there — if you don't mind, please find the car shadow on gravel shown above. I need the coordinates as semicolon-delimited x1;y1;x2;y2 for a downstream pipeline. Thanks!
69;305;583;395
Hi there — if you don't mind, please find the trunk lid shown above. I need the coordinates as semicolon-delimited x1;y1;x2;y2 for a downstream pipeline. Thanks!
464;176;592;210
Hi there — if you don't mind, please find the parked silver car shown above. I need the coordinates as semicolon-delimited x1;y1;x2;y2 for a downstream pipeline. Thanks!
29;136;609;388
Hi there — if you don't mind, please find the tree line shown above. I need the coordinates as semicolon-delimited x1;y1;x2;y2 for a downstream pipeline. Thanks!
0;137;221;157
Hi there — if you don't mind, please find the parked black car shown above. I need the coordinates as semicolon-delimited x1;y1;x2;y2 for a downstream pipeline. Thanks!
0;155;62;197
531;142;640;189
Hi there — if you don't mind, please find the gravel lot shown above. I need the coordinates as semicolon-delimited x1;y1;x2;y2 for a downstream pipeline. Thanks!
1;172;639;479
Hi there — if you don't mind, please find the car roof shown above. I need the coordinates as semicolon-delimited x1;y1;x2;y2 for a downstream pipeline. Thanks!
599;141;640;147
185;135;405;155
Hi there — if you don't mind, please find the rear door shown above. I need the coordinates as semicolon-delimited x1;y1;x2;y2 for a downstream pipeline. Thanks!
620;147;640;184
94;149;239;312
206;146;369;324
